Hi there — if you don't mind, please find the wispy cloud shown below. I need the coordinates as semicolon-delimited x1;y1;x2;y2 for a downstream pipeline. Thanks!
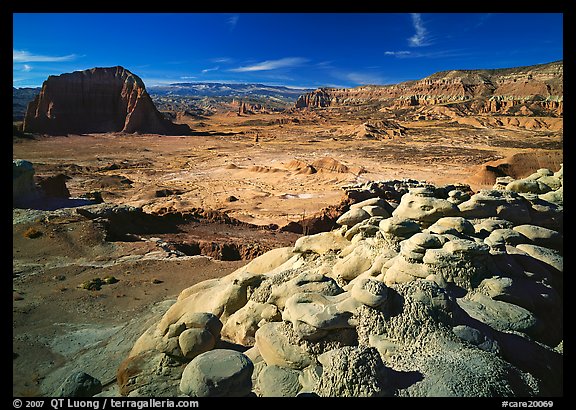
13;49;79;63
201;66;220;74
408;13;429;47
474;13;492;29
346;72;386;85
384;49;470;59
229;57;308;72
384;51;411;56
22;64;33;72
212;57;232;63
227;15;239;31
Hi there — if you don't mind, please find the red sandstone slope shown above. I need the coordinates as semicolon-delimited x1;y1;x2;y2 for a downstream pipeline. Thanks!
295;61;563;116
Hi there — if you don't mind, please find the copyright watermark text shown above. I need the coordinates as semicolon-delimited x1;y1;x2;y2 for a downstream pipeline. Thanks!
13;399;199;410
502;401;554;408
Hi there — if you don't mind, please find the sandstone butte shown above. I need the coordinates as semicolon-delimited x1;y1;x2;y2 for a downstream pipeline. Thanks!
23;66;191;135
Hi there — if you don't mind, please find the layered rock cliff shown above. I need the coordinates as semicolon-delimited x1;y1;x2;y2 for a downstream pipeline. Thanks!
295;61;563;116
23;66;191;135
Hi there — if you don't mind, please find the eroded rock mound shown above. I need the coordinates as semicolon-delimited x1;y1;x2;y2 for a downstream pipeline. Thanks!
23;66;191;135
118;167;562;397
469;151;563;186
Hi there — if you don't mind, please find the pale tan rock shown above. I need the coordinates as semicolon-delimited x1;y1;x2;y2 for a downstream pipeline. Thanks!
254;322;313;369
553;164;563;179
267;272;342;309
177;312;223;338
362;205;390;218
178;328;215;360
283;292;355;331
506;179;551;195
179;349;253;397
457;293;542;338
221;301;280;346
129;324;163;358
243;345;264;365
538;187;563;205
343;217;383;241
512;224;562;250
428;216;475;236
484;228;528;247
331;242;377;281
473;218;515;236
384;254;430;284
351;278;388;307
379;216;421;236
458;190;531;225
233;247;297;276
156;276;256;339
537;175;562;190
350;197;389;210
293;230;350;255
336;208;371;226
515;244;563;272
298;364;323;394
392;189;459;225
257;365;301;397
368;334;400;361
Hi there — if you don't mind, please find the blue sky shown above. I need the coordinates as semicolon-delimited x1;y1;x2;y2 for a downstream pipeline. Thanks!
13;13;563;89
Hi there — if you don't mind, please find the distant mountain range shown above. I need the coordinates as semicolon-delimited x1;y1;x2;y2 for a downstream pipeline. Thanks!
147;82;314;100
13;60;563;121
12;82;314;120
13;87;41;120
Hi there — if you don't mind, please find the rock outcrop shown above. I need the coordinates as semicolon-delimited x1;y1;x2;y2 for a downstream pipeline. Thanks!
13;159;39;206
54;371;102;397
117;166;562;397
13;159;99;210
295;61;563;117
469;151;563;187
23;66;191;135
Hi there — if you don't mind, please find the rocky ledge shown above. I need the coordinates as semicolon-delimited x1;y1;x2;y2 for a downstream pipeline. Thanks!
115;165;563;397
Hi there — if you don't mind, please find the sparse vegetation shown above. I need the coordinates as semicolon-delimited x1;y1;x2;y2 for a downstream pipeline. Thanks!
78;276;119;291
104;276;119;284
23;227;43;239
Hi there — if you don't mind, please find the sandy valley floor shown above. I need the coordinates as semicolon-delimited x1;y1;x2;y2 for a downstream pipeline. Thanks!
12;111;562;396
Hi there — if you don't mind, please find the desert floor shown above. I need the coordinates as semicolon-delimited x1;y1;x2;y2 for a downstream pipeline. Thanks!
12;111;562;396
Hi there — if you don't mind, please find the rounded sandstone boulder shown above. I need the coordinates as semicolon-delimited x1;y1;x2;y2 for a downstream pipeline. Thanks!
179;349;254;397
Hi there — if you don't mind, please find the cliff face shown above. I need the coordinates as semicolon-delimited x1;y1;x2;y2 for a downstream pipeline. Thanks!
295;61;563;116
23;66;191;135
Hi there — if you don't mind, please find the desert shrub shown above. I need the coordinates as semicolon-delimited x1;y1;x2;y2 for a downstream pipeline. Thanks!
23;227;42;239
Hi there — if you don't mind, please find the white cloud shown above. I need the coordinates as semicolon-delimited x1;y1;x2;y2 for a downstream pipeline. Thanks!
229;57;308;72
346;72;386;85
13;49;78;63
386;49;470;59
384;51;411;56
474;13;492;29
227;15;239;30
212;57;232;63
408;13;429;47
22;64;33;72
201;66;220;74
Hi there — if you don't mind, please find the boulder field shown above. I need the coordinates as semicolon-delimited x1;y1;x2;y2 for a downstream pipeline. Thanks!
115;165;563;397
